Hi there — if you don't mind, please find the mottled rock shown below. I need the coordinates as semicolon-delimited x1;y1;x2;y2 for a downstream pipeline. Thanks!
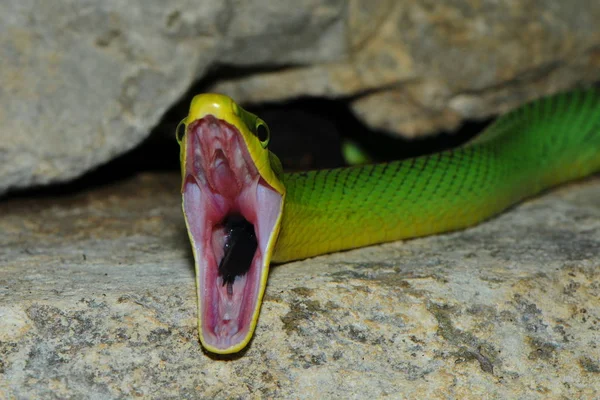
1;172;599;398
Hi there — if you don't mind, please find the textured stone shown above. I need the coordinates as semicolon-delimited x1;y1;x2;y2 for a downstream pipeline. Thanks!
0;0;347;195
1;172;599;398
212;0;600;137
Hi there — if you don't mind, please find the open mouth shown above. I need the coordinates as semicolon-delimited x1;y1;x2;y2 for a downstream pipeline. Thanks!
182;115;282;353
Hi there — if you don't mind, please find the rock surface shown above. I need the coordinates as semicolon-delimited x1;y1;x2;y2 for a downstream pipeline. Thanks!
1;172;599;399
2;0;600;195
211;1;600;136
0;0;346;195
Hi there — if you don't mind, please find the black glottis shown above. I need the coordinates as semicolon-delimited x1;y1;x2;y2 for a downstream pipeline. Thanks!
218;214;257;296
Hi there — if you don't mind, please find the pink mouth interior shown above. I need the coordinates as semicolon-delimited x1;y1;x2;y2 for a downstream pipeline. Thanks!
183;116;282;351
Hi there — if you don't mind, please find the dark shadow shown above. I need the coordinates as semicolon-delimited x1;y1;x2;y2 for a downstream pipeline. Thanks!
246;96;489;171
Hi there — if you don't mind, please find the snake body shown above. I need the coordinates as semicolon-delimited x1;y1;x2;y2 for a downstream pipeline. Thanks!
274;89;600;262
178;88;600;354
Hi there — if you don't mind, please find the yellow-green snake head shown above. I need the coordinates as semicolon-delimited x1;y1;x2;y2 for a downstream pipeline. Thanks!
176;94;285;354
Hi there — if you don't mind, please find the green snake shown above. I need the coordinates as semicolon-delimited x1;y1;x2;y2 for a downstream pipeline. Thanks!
176;88;600;354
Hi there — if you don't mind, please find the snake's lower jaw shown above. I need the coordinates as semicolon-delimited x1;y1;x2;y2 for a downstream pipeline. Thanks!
182;117;283;354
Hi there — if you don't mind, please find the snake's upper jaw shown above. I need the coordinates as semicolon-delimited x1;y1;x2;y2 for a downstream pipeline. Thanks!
182;116;283;354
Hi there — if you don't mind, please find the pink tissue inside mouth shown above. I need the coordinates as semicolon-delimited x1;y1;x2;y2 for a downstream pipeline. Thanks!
182;116;282;351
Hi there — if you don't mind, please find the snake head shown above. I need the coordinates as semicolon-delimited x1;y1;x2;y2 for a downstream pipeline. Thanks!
176;94;285;354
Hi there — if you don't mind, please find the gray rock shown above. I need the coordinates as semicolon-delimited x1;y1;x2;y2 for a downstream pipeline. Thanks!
1;172;599;398
0;0;346;195
212;1;600;136
2;0;600;195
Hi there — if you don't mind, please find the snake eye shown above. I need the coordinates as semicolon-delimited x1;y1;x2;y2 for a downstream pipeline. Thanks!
176;119;186;143
255;119;270;148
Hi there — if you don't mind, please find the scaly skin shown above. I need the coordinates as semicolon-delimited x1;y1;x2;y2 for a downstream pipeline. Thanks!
274;89;600;261
179;88;600;354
